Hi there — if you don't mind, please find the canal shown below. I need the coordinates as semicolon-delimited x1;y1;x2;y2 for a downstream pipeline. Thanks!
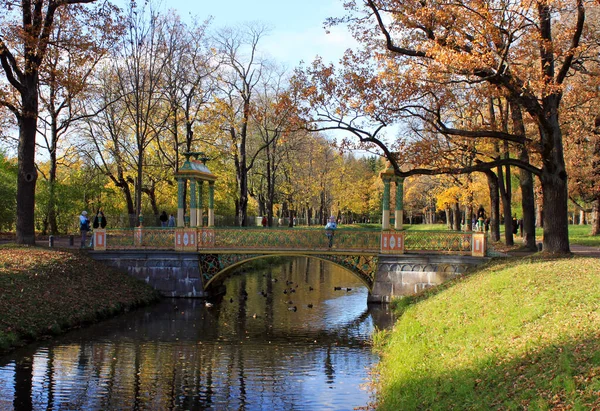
0;257;394;410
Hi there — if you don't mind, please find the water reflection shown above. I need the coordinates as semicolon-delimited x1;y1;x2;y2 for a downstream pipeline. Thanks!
0;257;393;410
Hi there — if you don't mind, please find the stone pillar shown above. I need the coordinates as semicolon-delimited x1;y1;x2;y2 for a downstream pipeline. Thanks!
395;177;404;230
177;177;185;227
197;181;204;227
190;178;197;227
208;182;215;227
382;177;391;230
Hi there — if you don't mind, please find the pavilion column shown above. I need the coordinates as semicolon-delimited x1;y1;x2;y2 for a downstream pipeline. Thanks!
382;177;391;230
208;182;215;227
197;181;204;227
190;178;197;227
395;177;404;230
177;177;185;227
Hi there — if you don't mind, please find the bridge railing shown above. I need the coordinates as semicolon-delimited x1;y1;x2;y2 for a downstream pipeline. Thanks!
93;227;486;256
403;231;473;254
213;227;381;251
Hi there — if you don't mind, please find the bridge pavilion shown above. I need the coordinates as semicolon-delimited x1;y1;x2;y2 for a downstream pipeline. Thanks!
175;152;217;228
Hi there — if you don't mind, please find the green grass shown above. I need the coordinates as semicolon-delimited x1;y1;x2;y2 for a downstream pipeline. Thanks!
567;225;600;247
0;246;160;353
374;256;600;410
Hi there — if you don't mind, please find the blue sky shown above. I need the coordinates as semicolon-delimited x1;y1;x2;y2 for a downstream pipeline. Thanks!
155;0;357;67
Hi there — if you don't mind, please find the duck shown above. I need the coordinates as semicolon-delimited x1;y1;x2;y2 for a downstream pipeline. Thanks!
334;286;341;291
308;286;314;291
287;306;297;312
204;302;213;308
229;298;234;303
307;303;313;308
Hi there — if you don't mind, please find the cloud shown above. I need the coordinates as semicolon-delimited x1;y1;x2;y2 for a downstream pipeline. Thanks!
262;24;358;68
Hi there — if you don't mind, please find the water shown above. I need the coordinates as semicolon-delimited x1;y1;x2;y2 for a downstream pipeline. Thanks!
0;257;394;410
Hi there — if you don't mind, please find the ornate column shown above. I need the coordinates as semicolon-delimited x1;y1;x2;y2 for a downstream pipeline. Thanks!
395;177;404;230
197;181;204;227
382;177;391;230
208;181;215;227
177;177;185;227
190;178;197;227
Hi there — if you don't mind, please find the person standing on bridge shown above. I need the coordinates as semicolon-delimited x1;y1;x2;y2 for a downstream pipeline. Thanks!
167;213;176;227
325;216;337;248
160;211;168;227
79;211;90;249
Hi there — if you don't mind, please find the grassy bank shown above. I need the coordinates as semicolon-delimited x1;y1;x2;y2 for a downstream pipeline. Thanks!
374;256;600;410
0;246;160;353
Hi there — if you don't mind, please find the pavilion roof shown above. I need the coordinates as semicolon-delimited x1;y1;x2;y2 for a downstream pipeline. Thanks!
175;153;217;182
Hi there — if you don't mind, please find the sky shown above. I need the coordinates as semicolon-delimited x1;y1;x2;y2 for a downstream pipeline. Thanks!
152;0;358;68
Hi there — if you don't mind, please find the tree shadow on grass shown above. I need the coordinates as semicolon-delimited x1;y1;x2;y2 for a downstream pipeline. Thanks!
378;333;600;410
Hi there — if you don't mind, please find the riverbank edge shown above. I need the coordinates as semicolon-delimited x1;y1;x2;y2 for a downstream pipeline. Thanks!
372;255;600;410
0;245;161;355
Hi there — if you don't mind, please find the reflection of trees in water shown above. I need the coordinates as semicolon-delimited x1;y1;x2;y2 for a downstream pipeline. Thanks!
0;256;390;410
13;356;32;411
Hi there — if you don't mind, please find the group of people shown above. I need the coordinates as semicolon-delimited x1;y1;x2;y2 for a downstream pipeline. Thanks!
159;211;176;227
79;210;107;248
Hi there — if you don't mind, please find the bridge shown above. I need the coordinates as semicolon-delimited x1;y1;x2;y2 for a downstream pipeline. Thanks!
90;226;489;302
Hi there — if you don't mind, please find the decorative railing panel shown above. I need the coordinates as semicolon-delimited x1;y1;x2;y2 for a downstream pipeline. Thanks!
212;228;381;251
142;229;176;248
105;228;175;249
403;231;472;254
105;229;136;248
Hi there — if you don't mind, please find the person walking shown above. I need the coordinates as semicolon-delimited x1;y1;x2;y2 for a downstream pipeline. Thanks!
79;211;90;249
325;216;337;248
167;214;176;227
261;216;267;227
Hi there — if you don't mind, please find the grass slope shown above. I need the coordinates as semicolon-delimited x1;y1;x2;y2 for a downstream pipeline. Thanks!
374;256;600;410
0;246;160;353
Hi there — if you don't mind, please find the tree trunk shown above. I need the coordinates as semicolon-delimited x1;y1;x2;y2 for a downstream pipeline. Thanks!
518;154;537;251
510;102;537;250
592;197;600;236
16;86;38;245
484;170;501;242
541;173;570;253
452;202;461;231
540;119;570;254
498;162;514;246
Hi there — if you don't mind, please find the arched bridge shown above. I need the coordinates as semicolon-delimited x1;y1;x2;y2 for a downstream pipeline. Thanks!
90;227;489;301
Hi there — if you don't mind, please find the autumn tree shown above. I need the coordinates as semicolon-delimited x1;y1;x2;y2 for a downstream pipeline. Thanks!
158;11;217;183
0;0;107;244
212;23;269;226
37;4;120;235
112;1;169;220
249;67;306;226
299;0;591;254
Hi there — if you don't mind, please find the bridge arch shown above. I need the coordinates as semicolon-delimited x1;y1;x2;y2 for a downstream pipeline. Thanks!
200;252;379;291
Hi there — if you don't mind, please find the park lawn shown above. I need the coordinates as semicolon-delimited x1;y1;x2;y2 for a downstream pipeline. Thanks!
373;256;600;410
0;245;160;353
